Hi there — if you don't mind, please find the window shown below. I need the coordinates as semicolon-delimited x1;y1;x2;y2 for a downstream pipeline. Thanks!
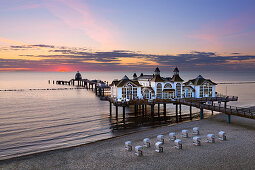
209;86;212;97
164;83;172;89
200;82;212;97
133;87;137;98
143;89;150;99
156;83;162;98
200;85;203;97
183;88;192;98
122;88;126;98
176;83;181;98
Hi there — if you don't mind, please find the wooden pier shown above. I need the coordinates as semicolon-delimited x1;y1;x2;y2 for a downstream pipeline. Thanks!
52;78;255;129
54;79;111;99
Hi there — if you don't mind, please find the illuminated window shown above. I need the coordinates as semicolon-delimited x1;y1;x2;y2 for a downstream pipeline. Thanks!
176;83;181;98
156;83;162;98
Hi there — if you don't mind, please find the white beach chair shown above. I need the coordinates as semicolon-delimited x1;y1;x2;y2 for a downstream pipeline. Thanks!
182;130;188;138
155;142;163;153
207;134;215;143
143;138;150;148
193;127;199;135
169;132;176;141
174;139;182;149
157;135;164;144
125;141;132;151
193;136;201;146
218;131;226;141
135;146;143;156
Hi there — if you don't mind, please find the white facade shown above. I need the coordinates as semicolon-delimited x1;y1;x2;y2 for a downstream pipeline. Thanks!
110;68;216;100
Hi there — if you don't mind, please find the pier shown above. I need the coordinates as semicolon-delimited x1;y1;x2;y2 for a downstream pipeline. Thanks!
52;77;255;129
54;79;111;99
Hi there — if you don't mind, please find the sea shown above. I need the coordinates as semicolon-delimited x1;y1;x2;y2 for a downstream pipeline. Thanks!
0;71;255;160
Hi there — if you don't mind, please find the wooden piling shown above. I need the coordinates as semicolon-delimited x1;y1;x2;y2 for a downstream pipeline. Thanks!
179;104;182;121
211;100;214;115
123;106;126;125
116;105;118;120
158;103;160;118
175;104;178;123
151;104;154;120
200;107;204;119
227;114;231;123
190;105;192;120
163;103;166;121
135;104;138;117
110;102;112;117
142;104;145;117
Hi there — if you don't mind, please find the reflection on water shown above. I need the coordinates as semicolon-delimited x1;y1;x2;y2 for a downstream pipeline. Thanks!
0;71;255;160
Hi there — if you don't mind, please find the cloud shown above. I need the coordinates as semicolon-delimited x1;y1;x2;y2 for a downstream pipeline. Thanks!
31;44;55;48
189;8;255;50
2;44;255;71
43;0;122;49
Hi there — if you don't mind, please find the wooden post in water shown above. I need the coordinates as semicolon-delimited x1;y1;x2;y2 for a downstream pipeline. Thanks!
175;104;178;123
151;104;154;120
110;102;112;117
134;104;138;117
224;101;231;123
227;114;231;123
95;86;98;95
179;104;182;121
102;88;104;97
200;105;204;119
123;106;126;126
190;105;192;120
142;104;145;117
163;103;166;121
158;103;160;119
99;88;102;96
211;100;214;115
116;105;118;120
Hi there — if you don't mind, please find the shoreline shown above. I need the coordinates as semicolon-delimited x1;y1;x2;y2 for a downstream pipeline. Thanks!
0;111;204;162
1;113;255;169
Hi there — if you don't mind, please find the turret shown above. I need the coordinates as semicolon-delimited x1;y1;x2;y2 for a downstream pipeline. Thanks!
75;71;82;80
133;73;137;79
173;67;179;75
154;67;160;76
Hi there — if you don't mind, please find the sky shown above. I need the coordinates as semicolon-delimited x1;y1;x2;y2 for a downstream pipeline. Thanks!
1;0;255;71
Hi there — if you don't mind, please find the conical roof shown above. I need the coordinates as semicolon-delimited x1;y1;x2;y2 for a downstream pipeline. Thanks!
122;75;129;80
155;67;160;72
173;67;179;73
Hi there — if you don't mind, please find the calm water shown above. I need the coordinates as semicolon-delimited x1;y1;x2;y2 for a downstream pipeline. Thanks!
0;71;255;160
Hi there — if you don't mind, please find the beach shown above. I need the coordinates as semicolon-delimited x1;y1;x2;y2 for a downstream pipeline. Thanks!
1;113;255;170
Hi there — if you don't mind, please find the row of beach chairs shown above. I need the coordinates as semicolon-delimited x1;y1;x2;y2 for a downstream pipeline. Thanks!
125;127;227;156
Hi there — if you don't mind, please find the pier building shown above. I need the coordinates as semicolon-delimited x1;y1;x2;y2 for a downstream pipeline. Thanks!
110;67;217;101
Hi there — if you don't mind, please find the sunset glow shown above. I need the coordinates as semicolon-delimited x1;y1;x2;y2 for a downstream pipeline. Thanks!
1;0;255;71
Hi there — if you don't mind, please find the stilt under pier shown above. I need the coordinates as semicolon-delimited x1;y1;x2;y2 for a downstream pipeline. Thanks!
163;103;166;121
175;104;178;123
116;105;118;120
151;104;154;121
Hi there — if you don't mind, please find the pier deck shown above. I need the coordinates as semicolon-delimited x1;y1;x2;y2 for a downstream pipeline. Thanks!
53;78;254;127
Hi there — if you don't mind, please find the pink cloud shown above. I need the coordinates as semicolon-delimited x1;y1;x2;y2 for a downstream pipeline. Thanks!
43;0;122;49
189;8;255;50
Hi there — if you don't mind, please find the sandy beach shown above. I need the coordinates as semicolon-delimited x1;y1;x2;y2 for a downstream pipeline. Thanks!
1;113;255;170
